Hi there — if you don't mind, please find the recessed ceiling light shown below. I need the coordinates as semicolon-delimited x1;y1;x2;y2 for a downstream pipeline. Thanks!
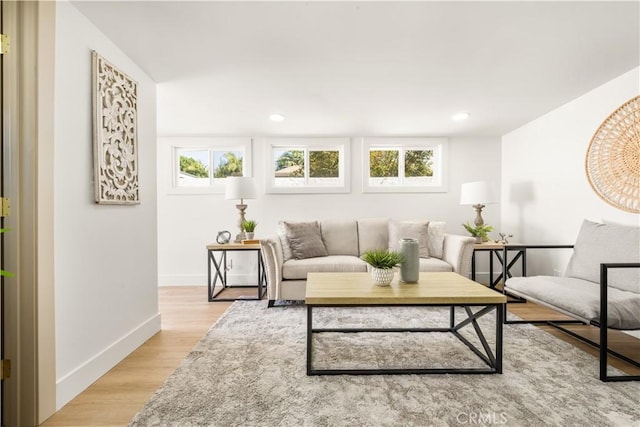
269;114;285;122
452;112;471;121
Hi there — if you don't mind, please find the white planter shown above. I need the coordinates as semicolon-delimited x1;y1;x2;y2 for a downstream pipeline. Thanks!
371;267;394;286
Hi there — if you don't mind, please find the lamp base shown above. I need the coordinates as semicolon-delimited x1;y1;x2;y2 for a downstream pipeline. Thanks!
473;204;485;227
235;203;248;243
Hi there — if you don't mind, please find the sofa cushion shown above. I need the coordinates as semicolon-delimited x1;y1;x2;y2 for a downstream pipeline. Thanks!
284;221;329;260
418;257;453;272
357;218;389;255
282;256;368;280
388;220;430;257
565;219;640;293
320;220;359;256
506;276;640;330
427;221;446;259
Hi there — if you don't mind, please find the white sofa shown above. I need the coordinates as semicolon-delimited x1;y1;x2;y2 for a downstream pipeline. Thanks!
260;218;476;306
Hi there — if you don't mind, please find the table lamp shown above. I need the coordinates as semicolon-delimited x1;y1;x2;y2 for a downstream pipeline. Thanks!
225;176;257;242
460;181;495;227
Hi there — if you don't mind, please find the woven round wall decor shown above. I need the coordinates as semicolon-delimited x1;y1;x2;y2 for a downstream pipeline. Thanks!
585;95;640;213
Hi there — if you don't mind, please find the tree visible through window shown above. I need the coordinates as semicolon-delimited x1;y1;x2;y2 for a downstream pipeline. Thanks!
180;155;209;178
275;150;305;178
176;148;245;188
168;137;252;193
363;138;446;193
266;138;350;193
309;150;339;178
405;150;433;177
214;152;243;178
370;150;399;178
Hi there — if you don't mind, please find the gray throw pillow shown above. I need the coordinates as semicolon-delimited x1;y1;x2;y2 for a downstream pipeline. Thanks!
284;221;329;260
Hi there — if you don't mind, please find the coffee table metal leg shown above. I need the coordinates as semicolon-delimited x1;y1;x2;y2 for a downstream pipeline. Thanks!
450;306;455;328
307;306;313;375
496;303;504;373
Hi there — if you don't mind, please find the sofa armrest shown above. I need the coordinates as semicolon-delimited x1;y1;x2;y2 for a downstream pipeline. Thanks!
260;236;284;302
442;234;476;278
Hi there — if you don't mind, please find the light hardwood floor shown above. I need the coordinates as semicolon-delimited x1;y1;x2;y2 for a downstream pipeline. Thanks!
40;286;639;426
40;287;236;427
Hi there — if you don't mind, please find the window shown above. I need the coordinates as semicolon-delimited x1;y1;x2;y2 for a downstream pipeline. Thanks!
363;137;447;192
266;138;350;193
170;137;252;194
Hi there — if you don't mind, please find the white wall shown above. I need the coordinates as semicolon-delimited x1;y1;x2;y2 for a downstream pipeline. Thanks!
54;2;159;409
157;135;501;285
502;67;640;274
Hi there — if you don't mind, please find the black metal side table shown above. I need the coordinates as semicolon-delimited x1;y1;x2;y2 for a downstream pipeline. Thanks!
207;243;267;302
471;242;526;289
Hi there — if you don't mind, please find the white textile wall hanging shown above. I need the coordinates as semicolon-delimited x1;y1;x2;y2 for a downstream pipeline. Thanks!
585;95;640;213
92;51;140;204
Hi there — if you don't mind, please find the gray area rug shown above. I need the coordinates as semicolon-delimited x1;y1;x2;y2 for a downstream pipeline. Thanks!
130;302;640;427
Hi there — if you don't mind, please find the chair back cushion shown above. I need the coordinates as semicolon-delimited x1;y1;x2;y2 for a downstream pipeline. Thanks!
565;219;640;293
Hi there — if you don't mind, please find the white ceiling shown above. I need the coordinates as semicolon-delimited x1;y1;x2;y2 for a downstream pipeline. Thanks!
72;1;640;136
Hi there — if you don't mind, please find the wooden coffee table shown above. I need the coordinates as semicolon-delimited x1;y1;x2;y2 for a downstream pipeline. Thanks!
305;271;507;375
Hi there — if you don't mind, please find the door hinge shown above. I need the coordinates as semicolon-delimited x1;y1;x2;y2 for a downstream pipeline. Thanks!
0;34;9;55
0;360;10;380
0;198;10;217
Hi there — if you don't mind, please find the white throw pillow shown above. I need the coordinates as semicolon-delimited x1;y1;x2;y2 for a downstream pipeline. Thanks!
277;221;293;261
388;220;430;258
427;222;446;259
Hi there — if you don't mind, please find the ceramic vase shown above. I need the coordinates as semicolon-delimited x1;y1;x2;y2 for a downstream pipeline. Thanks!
399;238;419;283
371;267;394;286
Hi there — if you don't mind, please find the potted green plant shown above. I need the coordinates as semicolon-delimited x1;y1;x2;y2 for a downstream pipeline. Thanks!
242;219;258;239
361;249;405;286
462;222;494;243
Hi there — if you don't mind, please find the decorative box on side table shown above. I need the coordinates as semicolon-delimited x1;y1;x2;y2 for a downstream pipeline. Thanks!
207;242;267;302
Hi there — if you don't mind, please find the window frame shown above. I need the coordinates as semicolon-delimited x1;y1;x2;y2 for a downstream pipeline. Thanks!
169;137;253;195
265;137;351;194
362;137;448;193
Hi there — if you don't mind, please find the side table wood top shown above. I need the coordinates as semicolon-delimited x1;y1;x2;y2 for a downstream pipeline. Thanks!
207;242;261;250
474;242;523;250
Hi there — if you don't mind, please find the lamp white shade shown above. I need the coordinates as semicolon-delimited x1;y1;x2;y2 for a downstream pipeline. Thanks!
225;176;256;200
460;181;496;205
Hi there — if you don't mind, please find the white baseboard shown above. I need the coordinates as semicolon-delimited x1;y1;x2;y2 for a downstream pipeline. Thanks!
159;273;257;286
55;313;161;410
